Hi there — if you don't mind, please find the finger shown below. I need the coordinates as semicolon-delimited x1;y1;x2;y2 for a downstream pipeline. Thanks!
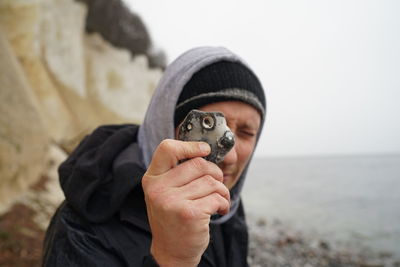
166;157;223;187
147;139;211;175
178;175;230;202
192;193;230;216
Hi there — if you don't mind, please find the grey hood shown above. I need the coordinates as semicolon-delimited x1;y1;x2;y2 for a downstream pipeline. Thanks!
138;46;266;224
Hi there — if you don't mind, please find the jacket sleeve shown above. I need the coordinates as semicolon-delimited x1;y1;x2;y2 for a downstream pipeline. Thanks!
142;255;160;267
42;203;125;267
43;203;159;267
58;124;143;223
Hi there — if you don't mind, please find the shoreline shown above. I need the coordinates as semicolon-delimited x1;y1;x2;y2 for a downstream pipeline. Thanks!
247;214;400;267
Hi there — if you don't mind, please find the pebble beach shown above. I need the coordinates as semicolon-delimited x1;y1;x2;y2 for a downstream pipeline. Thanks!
247;215;400;267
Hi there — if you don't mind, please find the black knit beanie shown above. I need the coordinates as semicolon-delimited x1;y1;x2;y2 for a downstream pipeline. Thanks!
174;60;266;127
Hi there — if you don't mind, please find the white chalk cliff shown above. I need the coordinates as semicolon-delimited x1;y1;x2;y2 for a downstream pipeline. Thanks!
0;0;163;214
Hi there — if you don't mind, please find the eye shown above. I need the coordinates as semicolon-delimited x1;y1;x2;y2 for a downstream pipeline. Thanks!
237;129;257;139
243;131;256;137
202;115;214;129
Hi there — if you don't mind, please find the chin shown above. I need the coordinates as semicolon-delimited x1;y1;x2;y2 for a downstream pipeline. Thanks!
224;175;239;190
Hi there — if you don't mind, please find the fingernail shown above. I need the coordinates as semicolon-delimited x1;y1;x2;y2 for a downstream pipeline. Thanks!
199;142;210;153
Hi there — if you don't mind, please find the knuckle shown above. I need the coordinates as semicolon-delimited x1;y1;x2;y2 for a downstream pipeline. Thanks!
158;139;175;153
145;188;160;204
215;193;230;209
158;199;174;214
190;157;207;171
144;183;165;204
146;188;177;212
203;175;218;188
214;192;226;204
201;176;228;200
207;162;223;181
179;203;197;221
215;166;224;181
220;183;230;196
141;173;151;189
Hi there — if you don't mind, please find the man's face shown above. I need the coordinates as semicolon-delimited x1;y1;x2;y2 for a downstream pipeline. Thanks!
198;101;261;190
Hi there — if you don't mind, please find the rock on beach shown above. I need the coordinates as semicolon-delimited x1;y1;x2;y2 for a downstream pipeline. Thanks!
247;215;399;267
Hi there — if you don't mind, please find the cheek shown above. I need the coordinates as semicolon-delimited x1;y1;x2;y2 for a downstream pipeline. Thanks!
235;139;256;167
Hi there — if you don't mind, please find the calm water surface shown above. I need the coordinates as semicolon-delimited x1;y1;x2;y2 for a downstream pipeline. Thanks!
242;154;400;257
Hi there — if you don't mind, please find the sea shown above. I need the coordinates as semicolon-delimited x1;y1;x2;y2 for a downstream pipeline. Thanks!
242;154;400;258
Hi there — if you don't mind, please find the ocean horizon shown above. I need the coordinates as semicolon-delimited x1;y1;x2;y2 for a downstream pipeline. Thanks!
242;153;400;258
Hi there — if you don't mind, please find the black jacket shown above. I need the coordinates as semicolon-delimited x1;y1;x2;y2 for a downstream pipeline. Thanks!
42;124;249;266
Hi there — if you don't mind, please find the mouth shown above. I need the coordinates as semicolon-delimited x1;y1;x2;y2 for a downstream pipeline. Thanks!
223;173;233;183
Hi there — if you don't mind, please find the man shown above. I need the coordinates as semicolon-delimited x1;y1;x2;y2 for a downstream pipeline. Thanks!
43;46;266;266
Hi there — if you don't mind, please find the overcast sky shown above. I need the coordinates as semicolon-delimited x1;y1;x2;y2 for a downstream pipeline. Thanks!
124;0;400;157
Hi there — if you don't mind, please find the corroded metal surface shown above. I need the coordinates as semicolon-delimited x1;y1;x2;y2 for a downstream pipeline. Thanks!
178;110;235;163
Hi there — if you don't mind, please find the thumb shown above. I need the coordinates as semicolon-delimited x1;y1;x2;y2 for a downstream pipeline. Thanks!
147;139;210;175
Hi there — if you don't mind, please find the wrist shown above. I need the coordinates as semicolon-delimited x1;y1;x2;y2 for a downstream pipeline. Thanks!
151;243;199;267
